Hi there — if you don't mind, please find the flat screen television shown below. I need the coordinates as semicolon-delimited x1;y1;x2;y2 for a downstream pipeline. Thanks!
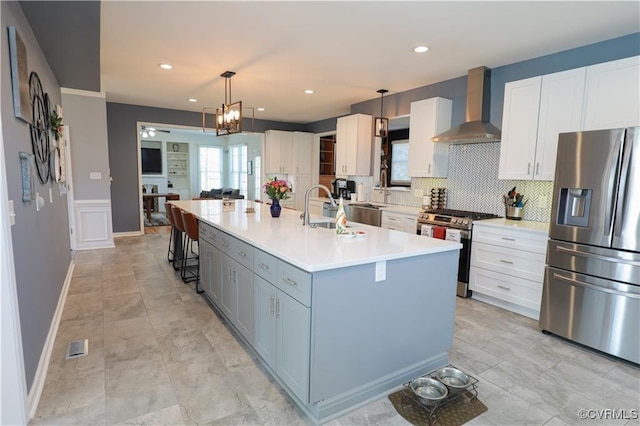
141;147;162;174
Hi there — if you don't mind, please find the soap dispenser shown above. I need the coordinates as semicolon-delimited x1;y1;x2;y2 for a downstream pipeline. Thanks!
335;197;347;234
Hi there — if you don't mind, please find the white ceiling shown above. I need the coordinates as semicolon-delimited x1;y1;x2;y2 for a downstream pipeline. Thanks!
101;1;639;124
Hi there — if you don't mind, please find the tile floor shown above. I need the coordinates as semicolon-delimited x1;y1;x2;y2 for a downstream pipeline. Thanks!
32;233;639;425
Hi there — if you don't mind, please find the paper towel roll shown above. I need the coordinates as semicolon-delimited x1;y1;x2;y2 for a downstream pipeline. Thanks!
420;224;433;237
356;183;366;202
445;228;462;242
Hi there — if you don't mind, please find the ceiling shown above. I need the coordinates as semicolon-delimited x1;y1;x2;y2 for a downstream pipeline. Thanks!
24;1;640;124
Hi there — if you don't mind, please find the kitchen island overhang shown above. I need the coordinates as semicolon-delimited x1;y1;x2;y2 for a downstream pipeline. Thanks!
170;199;461;424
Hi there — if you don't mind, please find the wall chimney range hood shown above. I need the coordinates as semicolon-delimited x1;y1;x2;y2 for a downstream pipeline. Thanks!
432;66;501;144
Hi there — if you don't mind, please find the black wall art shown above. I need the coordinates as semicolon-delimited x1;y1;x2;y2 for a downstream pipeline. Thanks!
28;72;51;184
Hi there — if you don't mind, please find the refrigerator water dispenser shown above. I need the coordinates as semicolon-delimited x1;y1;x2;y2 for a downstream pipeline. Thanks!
557;188;592;227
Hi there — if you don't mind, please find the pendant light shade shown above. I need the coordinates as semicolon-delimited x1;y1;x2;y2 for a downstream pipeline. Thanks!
374;89;388;137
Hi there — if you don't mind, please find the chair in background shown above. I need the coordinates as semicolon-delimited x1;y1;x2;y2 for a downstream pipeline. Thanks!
181;211;203;294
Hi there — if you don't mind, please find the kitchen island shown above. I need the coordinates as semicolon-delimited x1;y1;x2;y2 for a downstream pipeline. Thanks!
171;199;461;424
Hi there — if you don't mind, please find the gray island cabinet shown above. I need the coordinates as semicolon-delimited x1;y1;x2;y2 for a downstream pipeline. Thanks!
173;200;461;424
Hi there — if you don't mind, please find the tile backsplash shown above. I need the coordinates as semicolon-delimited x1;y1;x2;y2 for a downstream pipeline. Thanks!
356;143;554;223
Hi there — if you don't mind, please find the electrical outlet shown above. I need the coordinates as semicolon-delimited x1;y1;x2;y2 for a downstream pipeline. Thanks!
538;195;549;209
90;172;101;180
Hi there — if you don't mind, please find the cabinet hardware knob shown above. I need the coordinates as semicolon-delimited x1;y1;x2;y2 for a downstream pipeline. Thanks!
536;162;540;175
258;262;269;270
499;259;514;264
497;285;511;291
501;237;516;241
527;163;531;174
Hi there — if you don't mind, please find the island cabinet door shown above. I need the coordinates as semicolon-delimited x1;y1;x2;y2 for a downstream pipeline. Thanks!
254;276;277;369
199;240;213;299
219;255;237;322
276;290;311;403
235;262;254;343
209;248;222;305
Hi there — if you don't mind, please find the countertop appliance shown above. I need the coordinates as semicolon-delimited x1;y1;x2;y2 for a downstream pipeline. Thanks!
331;179;355;200
417;208;501;298
540;127;639;364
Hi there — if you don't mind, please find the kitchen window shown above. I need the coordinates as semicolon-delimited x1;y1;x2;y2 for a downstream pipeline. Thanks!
229;144;248;196
389;139;410;186
199;146;222;191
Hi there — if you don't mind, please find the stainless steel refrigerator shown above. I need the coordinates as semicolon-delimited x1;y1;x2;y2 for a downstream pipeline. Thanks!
540;127;639;364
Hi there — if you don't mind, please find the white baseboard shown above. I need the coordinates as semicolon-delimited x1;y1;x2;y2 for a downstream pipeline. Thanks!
27;260;74;421
113;230;144;238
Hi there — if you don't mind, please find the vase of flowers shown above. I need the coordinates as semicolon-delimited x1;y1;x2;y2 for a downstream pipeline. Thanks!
263;178;291;218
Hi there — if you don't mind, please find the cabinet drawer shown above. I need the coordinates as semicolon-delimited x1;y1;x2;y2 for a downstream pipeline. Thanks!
381;212;403;226
382;223;404;231
254;249;278;283
471;242;545;282
233;238;254;271
469;266;542;312
473;225;547;254
277;261;312;307
217;231;235;256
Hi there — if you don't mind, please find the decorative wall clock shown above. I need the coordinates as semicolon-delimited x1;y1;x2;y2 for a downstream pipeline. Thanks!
28;71;50;184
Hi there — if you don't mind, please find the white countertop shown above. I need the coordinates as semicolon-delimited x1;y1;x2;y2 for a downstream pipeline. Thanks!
172;199;460;272
474;218;550;235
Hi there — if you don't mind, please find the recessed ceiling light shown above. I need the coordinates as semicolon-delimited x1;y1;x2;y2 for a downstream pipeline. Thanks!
188;98;198;103
304;89;315;94
413;46;429;53
158;63;173;70
257;107;265;112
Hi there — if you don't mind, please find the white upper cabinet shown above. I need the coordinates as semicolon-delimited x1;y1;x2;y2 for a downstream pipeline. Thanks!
292;132;313;175
499;68;586;180
335;114;372;177
582;56;640;131
407;97;452;178
266;130;294;174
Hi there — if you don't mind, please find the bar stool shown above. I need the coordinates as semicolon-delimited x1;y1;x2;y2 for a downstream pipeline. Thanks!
165;202;176;263
170;205;187;272
181;211;203;294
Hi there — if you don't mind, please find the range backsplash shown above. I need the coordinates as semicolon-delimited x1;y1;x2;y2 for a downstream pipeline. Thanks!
355;143;554;223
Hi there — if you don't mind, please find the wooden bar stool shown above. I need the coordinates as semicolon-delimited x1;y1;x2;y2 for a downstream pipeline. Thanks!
170;205;187;272
165;202;176;263
181;211;203;294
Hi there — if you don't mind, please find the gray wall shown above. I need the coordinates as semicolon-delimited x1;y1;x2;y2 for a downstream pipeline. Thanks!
62;93;111;199
1;1;71;391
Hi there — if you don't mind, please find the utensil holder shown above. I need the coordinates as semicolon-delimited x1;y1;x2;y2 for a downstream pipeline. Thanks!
505;206;524;220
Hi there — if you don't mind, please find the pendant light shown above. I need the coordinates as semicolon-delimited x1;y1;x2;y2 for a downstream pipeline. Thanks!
203;71;242;135
374;89;388;137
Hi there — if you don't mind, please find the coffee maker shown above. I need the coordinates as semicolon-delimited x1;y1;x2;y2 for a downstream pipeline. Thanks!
331;178;356;200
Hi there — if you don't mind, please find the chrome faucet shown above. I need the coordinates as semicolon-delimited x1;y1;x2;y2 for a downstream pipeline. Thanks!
303;184;336;226
380;169;390;204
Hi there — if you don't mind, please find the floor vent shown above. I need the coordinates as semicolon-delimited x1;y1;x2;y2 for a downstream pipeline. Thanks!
65;339;89;360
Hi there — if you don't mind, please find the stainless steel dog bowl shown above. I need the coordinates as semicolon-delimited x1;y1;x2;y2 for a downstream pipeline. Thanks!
409;377;448;403
436;367;471;389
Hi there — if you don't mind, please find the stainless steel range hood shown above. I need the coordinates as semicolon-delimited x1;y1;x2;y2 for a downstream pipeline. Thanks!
432;66;501;144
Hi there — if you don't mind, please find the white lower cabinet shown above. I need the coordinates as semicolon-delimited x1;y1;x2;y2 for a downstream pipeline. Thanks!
219;254;254;343
469;222;547;319
381;210;418;234
254;276;310;403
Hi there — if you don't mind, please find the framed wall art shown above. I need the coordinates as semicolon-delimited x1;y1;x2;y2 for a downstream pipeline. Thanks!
8;26;32;124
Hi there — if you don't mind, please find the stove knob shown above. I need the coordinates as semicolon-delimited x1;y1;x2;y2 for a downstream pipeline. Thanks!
463;219;469;225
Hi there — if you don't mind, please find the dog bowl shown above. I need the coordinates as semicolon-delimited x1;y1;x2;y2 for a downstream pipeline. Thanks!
436;367;471;389
409;377;448;403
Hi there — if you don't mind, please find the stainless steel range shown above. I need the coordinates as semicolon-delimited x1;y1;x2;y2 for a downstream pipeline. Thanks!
417;208;501;298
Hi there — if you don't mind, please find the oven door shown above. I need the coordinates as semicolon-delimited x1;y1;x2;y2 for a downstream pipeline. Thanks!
417;224;471;297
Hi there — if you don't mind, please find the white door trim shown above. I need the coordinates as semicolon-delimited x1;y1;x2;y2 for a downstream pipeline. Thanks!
0;78;28;425
63;125;76;250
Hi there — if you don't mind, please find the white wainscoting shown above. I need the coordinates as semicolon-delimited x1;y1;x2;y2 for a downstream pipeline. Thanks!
74;199;115;250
